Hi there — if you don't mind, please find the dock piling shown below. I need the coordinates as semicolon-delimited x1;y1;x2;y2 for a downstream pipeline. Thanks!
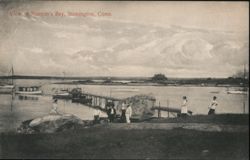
167;99;169;118
158;102;161;118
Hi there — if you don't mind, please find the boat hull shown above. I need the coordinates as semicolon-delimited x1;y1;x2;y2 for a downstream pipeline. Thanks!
0;85;15;89
53;93;72;99
227;91;247;95
15;91;43;95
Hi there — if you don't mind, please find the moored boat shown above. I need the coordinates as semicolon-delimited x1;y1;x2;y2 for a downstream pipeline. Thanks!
0;65;15;93
15;86;43;95
227;90;248;95
0;85;15;89
112;88;139;92
210;91;220;94
53;92;72;99
227;65;248;95
71;88;92;104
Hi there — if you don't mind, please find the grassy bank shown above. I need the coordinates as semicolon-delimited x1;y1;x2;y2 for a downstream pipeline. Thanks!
0;114;249;159
1;128;248;159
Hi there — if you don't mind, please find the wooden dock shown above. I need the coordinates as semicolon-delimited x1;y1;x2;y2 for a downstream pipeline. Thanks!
54;89;193;119
151;106;193;117
81;92;124;102
72;92;126;113
73;92;193;118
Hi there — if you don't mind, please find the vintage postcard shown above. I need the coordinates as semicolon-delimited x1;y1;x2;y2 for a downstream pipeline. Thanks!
0;1;249;159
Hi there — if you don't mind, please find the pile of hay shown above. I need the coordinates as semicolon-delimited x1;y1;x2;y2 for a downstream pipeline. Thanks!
116;94;156;120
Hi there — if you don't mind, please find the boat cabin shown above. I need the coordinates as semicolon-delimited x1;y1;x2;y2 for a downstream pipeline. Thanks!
18;86;40;92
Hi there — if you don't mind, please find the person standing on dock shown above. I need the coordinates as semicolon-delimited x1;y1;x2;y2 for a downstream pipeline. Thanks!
93;109;101;124
121;102;127;123
106;100;115;122
126;103;133;123
208;96;218;115
109;105;116;122
180;96;188;117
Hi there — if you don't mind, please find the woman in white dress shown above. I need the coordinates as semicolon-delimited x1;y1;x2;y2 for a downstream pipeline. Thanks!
125;104;132;123
208;96;218;115
181;96;188;117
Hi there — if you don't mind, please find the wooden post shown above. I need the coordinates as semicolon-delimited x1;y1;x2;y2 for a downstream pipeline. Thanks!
104;98;106;109
158;101;161;118
243;101;245;114
92;96;95;106
167;99;169;118
96;97;98;106
97;97;99;106
10;90;14;112
94;97;97;107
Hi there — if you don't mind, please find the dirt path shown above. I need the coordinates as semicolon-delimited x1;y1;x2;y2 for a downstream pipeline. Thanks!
94;122;249;132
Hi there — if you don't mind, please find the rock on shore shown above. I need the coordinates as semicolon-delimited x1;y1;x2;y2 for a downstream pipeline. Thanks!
17;114;89;134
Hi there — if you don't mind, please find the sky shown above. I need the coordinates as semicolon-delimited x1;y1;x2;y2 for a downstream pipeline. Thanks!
0;1;249;78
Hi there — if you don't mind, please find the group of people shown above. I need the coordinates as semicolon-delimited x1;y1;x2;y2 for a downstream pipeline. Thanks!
51;98;133;123
180;96;218;117
52;95;218;122
106;102;133;123
94;101;133;123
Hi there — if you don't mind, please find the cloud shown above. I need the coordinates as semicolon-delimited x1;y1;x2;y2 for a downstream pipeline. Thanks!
22;47;44;53
0;5;248;77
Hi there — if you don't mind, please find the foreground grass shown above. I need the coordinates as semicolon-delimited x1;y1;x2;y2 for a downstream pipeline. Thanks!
1;127;249;159
0;114;248;159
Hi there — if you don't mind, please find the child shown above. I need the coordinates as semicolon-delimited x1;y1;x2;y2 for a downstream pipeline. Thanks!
208;96;218;115
50;99;59;115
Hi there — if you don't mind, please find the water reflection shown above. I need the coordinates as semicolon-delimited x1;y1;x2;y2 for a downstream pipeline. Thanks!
0;80;249;133
18;95;39;101
0;92;106;132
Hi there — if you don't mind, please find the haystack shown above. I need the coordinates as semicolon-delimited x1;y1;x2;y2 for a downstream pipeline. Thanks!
116;94;156;120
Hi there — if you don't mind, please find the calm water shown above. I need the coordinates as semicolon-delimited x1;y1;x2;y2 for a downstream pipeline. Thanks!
0;79;248;132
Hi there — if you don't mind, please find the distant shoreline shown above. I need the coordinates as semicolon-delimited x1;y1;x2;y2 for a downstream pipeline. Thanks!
52;81;248;88
0;75;248;88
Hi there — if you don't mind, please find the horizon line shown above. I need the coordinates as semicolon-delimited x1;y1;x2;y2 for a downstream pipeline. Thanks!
0;74;238;79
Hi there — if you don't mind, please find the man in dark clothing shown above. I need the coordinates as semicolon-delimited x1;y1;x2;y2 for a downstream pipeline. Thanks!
121;102;126;123
109;106;116;122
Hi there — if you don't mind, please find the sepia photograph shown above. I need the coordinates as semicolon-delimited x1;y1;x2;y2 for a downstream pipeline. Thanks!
0;1;249;159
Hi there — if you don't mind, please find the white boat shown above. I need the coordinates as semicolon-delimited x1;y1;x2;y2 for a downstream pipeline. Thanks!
112;88;139;92
210;91;220;94
227;64;248;95
15;90;43;95
53;92;72;99
52;87;72;99
0;65;15;91
55;92;70;96
15;86;43;95
0;85;15;89
227;90;247;95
